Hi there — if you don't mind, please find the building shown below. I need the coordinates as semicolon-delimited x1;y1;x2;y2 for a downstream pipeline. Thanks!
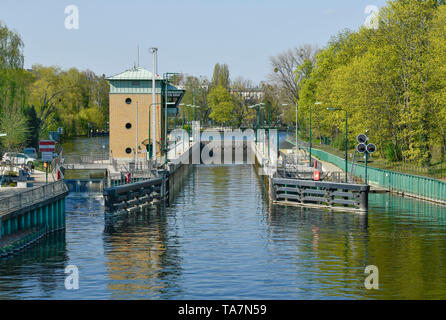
107;67;185;161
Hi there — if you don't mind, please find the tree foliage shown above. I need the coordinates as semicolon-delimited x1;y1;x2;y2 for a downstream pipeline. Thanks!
27;65;109;138
179;75;210;123
0;107;28;150
0;22;30;151
211;63;230;89
208;85;235;126
298;0;446;165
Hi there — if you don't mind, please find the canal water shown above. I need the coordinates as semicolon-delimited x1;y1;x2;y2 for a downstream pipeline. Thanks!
0;137;446;299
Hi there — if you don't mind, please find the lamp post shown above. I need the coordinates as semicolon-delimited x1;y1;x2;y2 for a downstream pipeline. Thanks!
248;104;259;142
294;101;298;151
163;72;180;165
276;105;279;159
248;103;265;152
185;104;200;122
148;102;162;160
280;104;289;159
186;104;200;144
163;101;176;165
135;101;138;163
180;103;186;152
258;103;265;156
327;107;348;183
149;47;158;163
280;102;297;156
310;102;322;167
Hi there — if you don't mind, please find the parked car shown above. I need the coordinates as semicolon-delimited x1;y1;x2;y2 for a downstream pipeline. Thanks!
2;152;37;166
24;147;37;159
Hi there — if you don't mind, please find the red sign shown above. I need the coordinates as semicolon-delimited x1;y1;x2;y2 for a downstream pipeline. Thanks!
39;140;56;152
313;170;320;181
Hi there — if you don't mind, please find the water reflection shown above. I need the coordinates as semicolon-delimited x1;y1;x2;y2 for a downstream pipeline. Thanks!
0;232;67;299
103;206;183;299
1;135;446;299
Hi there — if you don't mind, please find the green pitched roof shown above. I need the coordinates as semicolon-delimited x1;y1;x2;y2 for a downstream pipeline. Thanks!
106;66;163;81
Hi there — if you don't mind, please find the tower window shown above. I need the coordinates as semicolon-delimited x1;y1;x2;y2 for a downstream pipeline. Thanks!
125;123;132;129
125;148;132;154
125;98;132;104
131;81;140;86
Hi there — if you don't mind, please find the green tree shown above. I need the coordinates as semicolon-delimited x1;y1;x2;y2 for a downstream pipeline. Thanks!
231;77;261;127
428;4;446;160
23;105;40;149
298;0;444;165
208;85;235;126
211;63;230;89
0;107;28;150
0;22;23;69
181;75;209;123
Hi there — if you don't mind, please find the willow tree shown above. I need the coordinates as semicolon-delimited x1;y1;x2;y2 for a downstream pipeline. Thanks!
0;22;30;151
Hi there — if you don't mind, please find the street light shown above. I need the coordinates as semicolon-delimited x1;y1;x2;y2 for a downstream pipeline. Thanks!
280;104;289;159
309;102;322;167
327;107;348;183
185;104;200;122
192;105;200;122
179;103;186;151
150;47;158;163
163;72;181;165
293;101;298;148
163;101;176;165
258;103;267;156
185;104;200;143
248;103;265;141
147;102;163;160
248;104;258;141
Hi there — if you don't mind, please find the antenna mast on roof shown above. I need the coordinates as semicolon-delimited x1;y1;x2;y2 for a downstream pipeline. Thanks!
137;42;140;67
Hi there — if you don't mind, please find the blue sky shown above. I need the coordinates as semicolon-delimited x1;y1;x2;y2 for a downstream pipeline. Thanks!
0;0;388;83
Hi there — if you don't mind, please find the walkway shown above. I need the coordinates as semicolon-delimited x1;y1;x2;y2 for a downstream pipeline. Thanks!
0;169;56;200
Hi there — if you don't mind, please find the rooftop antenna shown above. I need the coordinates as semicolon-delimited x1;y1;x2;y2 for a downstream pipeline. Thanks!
137;42;140;67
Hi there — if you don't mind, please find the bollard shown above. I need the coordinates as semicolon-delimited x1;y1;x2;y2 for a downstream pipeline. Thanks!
359;185;369;211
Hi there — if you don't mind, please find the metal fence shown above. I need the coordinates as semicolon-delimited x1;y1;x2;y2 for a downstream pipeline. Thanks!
0;180;68;216
287;133;446;180
310;148;446;204
62;154;109;164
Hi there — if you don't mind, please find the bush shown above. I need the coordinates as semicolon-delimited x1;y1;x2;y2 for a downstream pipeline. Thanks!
333;135;354;150
383;143;402;162
5;171;18;177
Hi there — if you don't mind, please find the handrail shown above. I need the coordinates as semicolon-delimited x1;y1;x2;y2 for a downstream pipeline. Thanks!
307;146;446;203
0;180;68;216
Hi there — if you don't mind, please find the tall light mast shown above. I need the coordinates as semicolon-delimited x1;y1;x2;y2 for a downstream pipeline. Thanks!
150;47;158;163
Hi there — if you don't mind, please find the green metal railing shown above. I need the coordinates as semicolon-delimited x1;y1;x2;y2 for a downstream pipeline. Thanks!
309;148;446;204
